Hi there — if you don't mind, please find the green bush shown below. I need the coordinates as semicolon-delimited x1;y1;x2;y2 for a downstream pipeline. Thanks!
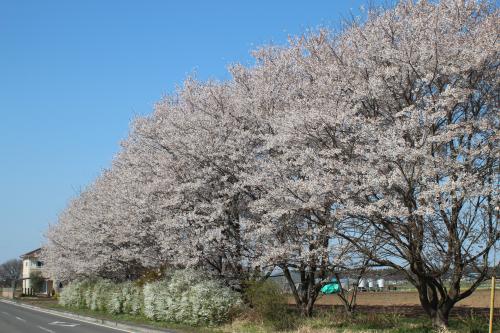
29;272;45;293
244;279;294;330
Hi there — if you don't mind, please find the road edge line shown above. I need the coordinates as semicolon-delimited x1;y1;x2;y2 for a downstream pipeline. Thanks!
0;298;172;333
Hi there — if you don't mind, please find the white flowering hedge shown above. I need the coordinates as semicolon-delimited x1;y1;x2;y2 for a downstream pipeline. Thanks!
59;280;91;308
143;270;241;325
58;270;241;326
108;281;143;315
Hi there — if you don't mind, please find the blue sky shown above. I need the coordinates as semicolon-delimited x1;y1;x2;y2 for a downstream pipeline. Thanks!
0;0;373;263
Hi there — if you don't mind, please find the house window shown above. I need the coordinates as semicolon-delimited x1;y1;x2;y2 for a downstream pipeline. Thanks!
37;261;43;267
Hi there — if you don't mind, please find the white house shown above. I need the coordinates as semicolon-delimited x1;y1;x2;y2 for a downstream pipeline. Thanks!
20;248;53;296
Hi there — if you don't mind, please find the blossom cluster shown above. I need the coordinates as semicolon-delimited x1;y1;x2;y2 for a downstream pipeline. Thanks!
44;0;499;321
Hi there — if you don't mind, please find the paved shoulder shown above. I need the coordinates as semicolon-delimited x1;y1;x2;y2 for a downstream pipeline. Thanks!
0;299;172;333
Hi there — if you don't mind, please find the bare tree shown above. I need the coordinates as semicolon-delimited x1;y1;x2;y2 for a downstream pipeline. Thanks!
0;259;22;292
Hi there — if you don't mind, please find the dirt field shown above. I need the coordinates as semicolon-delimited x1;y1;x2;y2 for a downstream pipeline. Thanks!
314;289;500;308
292;289;500;318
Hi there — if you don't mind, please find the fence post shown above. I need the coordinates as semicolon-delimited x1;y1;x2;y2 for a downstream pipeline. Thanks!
489;276;496;333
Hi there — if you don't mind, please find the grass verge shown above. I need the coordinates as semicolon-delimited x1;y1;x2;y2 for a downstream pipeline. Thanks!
9;296;500;333
9;296;217;333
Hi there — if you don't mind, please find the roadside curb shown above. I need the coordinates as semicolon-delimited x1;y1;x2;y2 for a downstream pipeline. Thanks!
0;298;174;333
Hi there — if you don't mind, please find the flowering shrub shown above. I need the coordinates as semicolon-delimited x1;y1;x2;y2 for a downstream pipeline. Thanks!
143;270;241;325
182;279;242;325
89;279;113;311
59;280;92;308
59;270;241;325
106;281;144;315
107;283;123;315
143;279;170;320
122;282;144;315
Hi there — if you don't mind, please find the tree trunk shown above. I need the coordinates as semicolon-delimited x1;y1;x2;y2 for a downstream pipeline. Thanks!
415;276;456;329
335;272;361;316
282;266;318;317
301;296;315;317
430;308;450;329
420;297;453;329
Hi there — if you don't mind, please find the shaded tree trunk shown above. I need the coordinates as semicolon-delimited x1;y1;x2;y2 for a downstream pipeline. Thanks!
415;274;462;329
428;307;451;329
283;266;321;317
302;296;315;317
334;272;362;316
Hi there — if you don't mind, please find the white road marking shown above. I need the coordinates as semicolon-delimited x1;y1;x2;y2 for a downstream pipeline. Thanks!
49;320;80;327
0;299;138;332
1;311;10;316
37;326;55;333
15;316;26;322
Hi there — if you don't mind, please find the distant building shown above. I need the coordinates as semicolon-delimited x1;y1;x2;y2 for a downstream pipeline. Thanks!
20;248;53;296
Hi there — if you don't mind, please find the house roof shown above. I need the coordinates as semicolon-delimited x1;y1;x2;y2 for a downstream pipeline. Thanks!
20;248;42;259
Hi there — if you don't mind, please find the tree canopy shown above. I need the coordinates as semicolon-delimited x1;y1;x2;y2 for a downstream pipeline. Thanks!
42;0;499;327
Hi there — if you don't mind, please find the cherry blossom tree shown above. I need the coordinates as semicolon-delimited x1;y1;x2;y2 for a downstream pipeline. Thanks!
43;138;169;282
43;0;498;327
234;0;499;322
129;79;268;289
312;0;499;327
228;46;360;316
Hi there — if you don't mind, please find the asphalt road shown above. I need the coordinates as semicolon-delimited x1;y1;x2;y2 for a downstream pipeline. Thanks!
0;300;135;333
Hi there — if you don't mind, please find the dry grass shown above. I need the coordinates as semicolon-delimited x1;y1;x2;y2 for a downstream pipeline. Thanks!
309;289;499;308
12;293;500;333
